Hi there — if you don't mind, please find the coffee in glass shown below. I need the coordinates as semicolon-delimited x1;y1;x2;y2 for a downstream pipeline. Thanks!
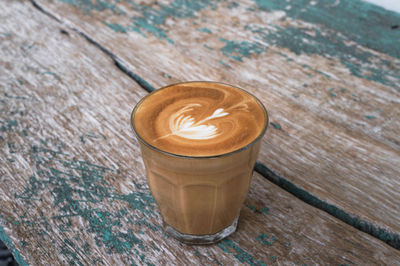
131;81;268;244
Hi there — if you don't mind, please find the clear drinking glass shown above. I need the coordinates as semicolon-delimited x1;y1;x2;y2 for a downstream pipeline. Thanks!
131;82;268;244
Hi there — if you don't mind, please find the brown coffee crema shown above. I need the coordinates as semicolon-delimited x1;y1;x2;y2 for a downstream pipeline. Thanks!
133;82;267;156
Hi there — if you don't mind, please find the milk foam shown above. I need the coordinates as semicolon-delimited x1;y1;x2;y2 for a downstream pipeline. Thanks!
133;82;267;156
158;104;229;140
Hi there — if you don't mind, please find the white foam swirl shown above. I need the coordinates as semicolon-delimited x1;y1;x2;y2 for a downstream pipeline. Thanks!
159;104;229;140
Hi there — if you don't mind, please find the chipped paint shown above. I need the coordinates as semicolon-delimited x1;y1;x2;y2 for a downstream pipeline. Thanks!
219;38;265;62
0;226;29;266
11;137;159;264
218;239;267;266
252;0;400;89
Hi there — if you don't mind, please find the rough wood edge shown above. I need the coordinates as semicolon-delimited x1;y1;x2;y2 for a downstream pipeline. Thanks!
29;0;400;251
0;226;28;266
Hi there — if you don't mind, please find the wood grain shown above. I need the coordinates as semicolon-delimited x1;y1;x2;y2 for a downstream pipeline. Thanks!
1;0;400;265
32;0;400;246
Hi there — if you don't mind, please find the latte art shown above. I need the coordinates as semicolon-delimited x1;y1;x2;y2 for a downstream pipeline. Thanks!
159;104;229;140
133;82;267;156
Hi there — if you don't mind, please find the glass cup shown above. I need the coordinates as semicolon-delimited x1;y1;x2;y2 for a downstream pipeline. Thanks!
131;82;268;244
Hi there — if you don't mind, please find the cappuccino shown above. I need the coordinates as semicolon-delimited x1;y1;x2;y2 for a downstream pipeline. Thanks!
131;82;268;243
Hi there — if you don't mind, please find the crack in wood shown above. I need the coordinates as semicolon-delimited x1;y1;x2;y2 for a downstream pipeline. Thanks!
30;0;155;93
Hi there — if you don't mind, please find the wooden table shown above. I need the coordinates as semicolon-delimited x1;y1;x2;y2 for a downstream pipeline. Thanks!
1;0;399;264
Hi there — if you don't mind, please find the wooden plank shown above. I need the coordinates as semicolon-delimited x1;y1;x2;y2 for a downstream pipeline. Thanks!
1;1;400;265
32;0;400;247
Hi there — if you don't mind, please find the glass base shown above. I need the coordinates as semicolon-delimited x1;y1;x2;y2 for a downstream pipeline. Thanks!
164;215;239;245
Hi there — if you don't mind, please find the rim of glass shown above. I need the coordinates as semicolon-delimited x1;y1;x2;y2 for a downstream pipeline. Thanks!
130;81;269;159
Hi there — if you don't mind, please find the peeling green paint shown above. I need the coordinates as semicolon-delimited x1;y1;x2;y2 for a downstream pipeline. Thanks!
227;2;239;9
58;0;125;15
249;23;397;88
219;38;265;62
249;205;257;212
261;207;269;214
252;0;400;89
12;137;159;264
218;239;266;266
218;60;232;68
4;92;29;100
300;64;330;78
58;0;218;43
56;0;399;88
0;226;29;266
104;22;127;33
257;233;277;246
329;88;337;98
203;44;214;50
0;119;18;132
1;32;12;37
254;0;400;59
270;122;281;130
198;27;212;34
40;71;56;76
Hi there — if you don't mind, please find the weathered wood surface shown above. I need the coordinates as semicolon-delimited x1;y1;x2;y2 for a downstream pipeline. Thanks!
2;1;400;265
32;0;400;246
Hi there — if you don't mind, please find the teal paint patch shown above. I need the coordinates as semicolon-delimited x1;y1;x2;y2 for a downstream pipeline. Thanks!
257;233;277;246
219;38;265;62
364;115;376;120
300;64;330;79
40;71;56;75
254;162;400;249
329;88;336;98
103;22;127;33
249;205;257;212
261;207;269;214
8;141;17;153
198;27;212;34
0;119;18;132
227;2;239;9
0;226;29;266
253;0;400;58
218;239;266;266
203;44;214;50
251;0;400;89
247;204;268;214
57;0;218;43
218;60;232;68
4;93;29;100
1;32;12;37
12;137;159;264
58;0;125;15
80;133;107;144
270;122;281;130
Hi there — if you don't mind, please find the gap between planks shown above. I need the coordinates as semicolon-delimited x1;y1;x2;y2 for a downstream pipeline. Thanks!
29;0;400;251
